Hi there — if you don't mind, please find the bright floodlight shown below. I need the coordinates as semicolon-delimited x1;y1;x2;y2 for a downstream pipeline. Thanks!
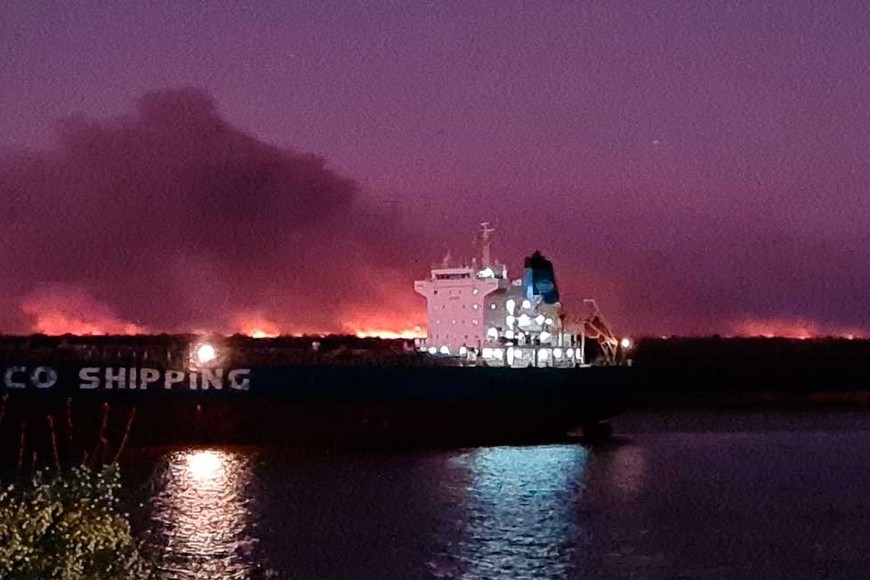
196;343;217;364
620;337;633;349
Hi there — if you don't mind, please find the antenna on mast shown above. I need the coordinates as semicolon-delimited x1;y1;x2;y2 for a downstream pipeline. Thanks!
441;249;452;268
479;222;495;268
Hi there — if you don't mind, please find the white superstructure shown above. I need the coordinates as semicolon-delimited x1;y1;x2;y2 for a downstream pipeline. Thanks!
414;223;596;368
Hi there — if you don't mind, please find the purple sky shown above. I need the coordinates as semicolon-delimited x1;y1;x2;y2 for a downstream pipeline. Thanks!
2;0;869;337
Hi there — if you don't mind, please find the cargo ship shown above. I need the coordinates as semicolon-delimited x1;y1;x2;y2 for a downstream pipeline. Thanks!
0;225;631;452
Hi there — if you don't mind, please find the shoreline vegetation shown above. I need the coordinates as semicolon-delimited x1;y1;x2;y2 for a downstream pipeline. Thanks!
0;401;154;579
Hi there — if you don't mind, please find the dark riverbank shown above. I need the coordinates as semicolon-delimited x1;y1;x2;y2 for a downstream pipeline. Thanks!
628;336;870;408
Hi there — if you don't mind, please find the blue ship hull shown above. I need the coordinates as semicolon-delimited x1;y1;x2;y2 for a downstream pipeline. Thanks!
0;363;631;451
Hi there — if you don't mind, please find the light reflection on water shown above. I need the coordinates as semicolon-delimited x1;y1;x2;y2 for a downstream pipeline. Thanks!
138;443;648;579
133;415;870;579
147;449;256;579
437;445;590;579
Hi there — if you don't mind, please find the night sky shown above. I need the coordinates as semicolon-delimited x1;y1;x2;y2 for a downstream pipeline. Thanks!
2;1;869;337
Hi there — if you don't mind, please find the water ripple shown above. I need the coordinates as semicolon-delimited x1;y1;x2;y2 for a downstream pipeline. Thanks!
146;449;257;579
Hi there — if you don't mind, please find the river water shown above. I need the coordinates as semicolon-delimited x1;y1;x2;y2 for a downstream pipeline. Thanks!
125;411;870;579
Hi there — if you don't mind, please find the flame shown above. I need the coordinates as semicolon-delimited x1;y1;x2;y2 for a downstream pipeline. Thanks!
339;268;427;339
230;311;281;338
20;286;146;335
729;316;867;339
353;326;425;339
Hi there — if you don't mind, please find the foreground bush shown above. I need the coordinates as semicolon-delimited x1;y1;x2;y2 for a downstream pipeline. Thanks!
0;464;153;579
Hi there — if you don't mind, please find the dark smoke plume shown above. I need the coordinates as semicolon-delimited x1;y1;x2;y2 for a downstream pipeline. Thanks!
0;89;424;335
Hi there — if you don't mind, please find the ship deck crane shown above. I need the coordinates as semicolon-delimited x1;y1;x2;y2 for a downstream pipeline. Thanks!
580;299;621;365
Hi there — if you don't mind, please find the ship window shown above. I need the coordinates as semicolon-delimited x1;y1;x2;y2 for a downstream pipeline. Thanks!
472;288;479;295
472;320;479;325
472;304;479;310
490;304;496;310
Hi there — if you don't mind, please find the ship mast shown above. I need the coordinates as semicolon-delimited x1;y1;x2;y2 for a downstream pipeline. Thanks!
479;222;495;268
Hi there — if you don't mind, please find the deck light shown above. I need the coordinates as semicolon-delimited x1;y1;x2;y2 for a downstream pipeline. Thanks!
195;343;217;365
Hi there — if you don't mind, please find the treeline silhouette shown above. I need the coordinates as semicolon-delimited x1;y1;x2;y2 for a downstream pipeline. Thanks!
630;336;870;407
0;334;421;367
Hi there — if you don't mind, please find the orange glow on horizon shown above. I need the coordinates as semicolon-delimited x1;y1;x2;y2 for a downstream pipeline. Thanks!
336;269;427;340
21;287;146;335
729;317;867;340
230;311;281;338
353;326;425;340
27;314;145;336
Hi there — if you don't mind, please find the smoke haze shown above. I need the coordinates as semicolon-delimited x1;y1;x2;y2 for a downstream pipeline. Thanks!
0;89;427;336
1;87;868;338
